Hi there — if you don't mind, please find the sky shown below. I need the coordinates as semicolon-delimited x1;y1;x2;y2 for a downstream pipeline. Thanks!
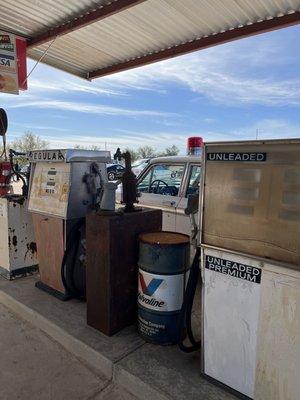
0;24;299;154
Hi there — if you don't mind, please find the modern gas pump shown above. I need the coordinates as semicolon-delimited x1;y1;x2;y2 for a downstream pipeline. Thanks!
27;148;111;300
199;139;300;400
0;108;38;279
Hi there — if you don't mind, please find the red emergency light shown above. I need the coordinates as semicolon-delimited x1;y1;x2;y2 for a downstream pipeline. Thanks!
187;136;203;156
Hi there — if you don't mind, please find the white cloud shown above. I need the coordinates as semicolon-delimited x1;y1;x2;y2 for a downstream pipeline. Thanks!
203;119;300;142
7;99;177;118
100;38;300;106
29;79;125;96
35;119;299;155
232;119;300;140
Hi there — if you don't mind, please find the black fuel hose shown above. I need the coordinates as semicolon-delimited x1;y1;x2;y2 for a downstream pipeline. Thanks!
61;219;86;300
8;150;28;196
177;247;201;353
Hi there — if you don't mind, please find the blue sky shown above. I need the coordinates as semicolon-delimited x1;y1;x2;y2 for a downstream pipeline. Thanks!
1;24;299;154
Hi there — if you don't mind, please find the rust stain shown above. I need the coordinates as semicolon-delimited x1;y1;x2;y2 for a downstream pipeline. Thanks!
24;242;37;260
27;242;37;254
12;235;18;247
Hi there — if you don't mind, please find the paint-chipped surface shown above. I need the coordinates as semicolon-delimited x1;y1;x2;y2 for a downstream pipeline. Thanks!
254;266;300;400
0;199;9;269
0;198;38;273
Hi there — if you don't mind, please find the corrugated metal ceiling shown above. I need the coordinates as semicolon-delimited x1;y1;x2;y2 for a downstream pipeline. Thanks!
0;0;299;79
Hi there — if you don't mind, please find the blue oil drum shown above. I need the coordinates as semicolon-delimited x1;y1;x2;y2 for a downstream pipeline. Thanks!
138;231;190;345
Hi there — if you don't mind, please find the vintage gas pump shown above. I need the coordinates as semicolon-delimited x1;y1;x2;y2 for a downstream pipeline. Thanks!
0;109;38;279
200;139;300;400
27;148;110;300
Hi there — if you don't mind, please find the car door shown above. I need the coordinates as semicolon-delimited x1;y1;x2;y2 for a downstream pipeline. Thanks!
176;164;202;235
137;163;186;231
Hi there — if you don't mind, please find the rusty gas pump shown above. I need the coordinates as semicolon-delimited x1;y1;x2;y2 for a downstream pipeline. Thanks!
0;109;38;279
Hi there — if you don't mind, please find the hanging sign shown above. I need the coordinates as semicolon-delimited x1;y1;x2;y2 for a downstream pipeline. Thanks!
0;31;19;94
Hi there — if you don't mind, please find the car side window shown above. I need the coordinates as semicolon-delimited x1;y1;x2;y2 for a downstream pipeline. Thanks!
138;164;185;196
186;165;201;197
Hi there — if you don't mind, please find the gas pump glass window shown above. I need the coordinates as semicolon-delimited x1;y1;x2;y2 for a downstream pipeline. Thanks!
138;164;185;196
186;165;201;196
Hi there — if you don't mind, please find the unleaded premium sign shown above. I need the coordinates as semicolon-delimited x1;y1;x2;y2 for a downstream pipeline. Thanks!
207;152;266;162
205;255;262;284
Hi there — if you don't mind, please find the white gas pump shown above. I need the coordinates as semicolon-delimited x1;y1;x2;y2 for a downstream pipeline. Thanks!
199;139;300;400
27;148;111;300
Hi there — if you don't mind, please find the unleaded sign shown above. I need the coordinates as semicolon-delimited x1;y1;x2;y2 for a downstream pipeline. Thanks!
207;152;267;162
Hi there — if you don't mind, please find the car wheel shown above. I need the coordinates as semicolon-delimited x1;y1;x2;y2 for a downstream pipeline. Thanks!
108;171;115;181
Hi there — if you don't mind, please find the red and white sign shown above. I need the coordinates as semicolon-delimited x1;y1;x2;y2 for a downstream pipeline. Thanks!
0;30;27;94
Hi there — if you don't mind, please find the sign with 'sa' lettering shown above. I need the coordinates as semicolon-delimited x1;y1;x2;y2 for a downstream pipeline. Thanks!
205;256;262;284
0;31;18;94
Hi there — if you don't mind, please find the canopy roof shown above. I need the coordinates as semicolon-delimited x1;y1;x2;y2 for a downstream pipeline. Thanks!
1;0;300;80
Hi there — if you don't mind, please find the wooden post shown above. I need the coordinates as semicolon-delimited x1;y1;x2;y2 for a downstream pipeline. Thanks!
86;209;162;335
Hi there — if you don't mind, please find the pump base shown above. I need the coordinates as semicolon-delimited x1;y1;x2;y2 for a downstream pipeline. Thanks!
0;264;38;280
202;373;252;400
35;281;71;301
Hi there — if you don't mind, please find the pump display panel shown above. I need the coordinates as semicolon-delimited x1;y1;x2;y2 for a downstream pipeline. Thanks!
201;140;300;267
28;162;70;218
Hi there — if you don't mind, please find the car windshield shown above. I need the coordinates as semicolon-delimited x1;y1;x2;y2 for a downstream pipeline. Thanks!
132;159;147;168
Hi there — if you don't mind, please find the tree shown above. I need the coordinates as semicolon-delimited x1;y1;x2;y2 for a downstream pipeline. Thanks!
137;146;157;159
74;144;101;150
159;145;179;157
124;148;139;163
9;132;49;165
11;131;49;153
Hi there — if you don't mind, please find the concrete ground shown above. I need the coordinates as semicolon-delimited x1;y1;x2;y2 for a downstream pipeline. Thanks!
0;303;136;400
0;275;237;400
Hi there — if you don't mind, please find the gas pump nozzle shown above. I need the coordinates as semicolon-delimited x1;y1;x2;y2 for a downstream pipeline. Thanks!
83;162;103;209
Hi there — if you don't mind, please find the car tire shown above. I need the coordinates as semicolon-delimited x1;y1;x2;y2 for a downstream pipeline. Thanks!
108;171;115;181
